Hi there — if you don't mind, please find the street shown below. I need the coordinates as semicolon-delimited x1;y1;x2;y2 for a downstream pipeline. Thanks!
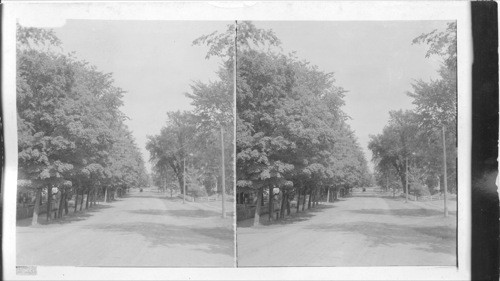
237;187;457;267
17;188;235;267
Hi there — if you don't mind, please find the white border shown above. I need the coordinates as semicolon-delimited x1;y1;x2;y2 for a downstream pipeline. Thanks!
2;1;472;280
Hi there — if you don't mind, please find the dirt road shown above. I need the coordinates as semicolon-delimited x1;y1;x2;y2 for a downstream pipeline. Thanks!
237;188;457;267
17;188;235;267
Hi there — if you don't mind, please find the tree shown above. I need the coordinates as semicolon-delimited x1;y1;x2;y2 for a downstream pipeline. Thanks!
146;111;198;195
410;22;457;216
17;24;147;224
368;110;421;194
196;21;370;226
17;26;77;224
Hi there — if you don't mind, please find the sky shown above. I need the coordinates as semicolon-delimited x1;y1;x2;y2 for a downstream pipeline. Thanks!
53;20;446;173
256;21;445;170
53;21;230;172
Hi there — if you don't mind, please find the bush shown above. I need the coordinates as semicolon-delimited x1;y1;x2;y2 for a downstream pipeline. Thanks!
412;182;431;196
189;183;208;197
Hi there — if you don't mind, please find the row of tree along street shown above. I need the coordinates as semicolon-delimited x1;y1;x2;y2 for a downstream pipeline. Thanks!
368;22;457;216
145;24;235;215
17;24;149;225
231;22;372;226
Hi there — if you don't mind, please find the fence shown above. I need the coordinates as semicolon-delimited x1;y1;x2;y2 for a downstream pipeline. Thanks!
16;203;57;220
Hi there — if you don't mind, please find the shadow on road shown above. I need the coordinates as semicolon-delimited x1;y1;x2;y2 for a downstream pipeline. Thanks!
349;208;448;217
17;204;113;227
351;193;400;200
128;209;222;218
304;221;456;255
87;222;234;257
238;204;336;228
129;194;177;200
350;208;457;217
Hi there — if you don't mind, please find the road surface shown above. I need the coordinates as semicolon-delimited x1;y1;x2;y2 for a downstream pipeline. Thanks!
17;188;235;267
237;188;457;267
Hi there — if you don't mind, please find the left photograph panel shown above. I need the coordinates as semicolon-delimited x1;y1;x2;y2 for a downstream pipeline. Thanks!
15;20;235;267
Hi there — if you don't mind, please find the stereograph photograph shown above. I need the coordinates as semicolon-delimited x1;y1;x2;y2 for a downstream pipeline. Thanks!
3;1;472;280
235;21;457;267
15;20;235;267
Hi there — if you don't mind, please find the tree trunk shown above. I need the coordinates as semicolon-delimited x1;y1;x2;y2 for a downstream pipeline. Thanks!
74;191;79;213
327;188;330;203
268;185;273;221
177;175;184;195
164;175;168;194
64;193;69;215
286;193;291;216
46;186;52;222
399;172;407;194
57;191;65;218
253;187;263;226
313;190;317;207
279;190;286;219
104;187;108;203
296;189;301;213
31;188;42;226
85;189;90;209
314;189;318;206
307;189;312;209
302;189;306;211
79;190;84;211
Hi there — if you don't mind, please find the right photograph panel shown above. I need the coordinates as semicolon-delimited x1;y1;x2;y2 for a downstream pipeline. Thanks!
235;21;457;267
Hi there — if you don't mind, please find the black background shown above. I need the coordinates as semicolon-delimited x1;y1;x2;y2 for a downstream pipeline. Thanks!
471;2;499;280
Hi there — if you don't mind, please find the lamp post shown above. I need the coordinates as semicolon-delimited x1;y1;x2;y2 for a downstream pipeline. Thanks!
405;156;409;203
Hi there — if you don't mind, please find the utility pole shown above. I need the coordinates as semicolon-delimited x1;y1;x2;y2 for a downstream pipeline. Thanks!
183;157;186;204
405;156;408;203
442;125;448;217
413;156;417;201
221;126;226;218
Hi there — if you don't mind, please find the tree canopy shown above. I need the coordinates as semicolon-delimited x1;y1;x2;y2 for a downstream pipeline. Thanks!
17;23;148;224
369;22;457;196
